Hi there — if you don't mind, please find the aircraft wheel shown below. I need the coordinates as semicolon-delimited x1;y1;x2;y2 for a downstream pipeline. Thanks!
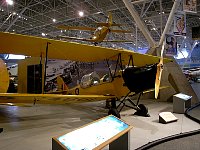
134;104;150;117
108;108;121;118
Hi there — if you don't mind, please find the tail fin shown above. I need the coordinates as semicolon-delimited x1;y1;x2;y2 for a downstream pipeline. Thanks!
107;12;113;26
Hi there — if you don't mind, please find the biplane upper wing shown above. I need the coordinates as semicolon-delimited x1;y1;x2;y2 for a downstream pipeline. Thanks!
57;25;96;31
95;22;126;27
0;32;172;67
0;93;115;105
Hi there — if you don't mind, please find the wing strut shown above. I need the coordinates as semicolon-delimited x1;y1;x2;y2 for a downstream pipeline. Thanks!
127;55;134;67
43;42;51;94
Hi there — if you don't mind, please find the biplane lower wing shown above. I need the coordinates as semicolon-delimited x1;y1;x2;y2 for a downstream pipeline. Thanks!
59;35;94;42
0;93;115;105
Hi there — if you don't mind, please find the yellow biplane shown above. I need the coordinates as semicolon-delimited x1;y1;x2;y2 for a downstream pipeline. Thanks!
57;12;132;45
0;32;171;117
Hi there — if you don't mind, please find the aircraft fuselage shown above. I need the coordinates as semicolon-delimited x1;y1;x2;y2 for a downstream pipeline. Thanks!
91;26;110;42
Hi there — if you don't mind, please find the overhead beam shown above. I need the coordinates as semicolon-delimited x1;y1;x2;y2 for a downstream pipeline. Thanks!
5;7;27;32
5;0;37;32
141;0;155;17
131;0;153;4
159;0;181;46
122;0;156;48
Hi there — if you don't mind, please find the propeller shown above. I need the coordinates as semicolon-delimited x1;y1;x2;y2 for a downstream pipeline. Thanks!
155;42;165;99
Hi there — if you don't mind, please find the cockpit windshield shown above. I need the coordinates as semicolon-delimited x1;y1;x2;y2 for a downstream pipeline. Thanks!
80;71;100;88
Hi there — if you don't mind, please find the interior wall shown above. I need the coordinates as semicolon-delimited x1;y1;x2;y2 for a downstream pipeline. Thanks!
18;57;45;93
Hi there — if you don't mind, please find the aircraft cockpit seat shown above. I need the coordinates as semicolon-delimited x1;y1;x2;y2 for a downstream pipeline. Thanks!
122;64;157;94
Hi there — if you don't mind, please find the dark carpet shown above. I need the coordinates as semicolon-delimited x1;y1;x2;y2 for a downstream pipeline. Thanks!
136;129;200;150
136;104;200;150
185;102;200;123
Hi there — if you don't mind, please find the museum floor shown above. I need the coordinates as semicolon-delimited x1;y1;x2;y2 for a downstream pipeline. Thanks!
0;94;199;150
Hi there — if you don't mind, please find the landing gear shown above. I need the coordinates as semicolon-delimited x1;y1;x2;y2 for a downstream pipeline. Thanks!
134;104;150;117
116;92;150;117
108;98;121;118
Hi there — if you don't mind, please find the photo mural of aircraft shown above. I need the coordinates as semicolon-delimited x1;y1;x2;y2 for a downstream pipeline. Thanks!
0;32;172;118
57;12;133;45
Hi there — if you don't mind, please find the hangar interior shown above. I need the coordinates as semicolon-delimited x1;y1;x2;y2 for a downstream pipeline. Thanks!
0;0;200;150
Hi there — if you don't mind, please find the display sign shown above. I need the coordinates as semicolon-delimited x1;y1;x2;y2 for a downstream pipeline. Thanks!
165;34;177;56
174;12;186;36
159;112;178;124
183;0;197;13
56;115;131;150
174;93;192;101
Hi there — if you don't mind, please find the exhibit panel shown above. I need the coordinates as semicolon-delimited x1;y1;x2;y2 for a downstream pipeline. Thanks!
52;115;133;150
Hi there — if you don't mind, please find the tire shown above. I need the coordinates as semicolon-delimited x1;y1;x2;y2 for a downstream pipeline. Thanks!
134;104;150;117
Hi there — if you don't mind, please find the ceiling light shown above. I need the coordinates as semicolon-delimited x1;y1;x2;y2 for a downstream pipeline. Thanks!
12;12;16;15
9;54;25;59
78;11;84;17
152;27;157;30
6;0;14;5
52;18;56;22
12;29;15;31
42;33;46;36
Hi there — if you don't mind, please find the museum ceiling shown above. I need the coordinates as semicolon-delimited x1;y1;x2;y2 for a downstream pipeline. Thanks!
0;0;200;52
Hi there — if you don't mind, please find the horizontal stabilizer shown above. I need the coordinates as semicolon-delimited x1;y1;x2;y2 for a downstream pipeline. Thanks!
57;25;96;31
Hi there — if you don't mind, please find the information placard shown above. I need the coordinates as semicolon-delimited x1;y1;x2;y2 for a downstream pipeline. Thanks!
55;115;132;150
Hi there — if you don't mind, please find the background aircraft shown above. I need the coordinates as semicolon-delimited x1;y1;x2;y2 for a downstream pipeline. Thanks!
57;12;133;45
183;67;200;82
0;32;171;117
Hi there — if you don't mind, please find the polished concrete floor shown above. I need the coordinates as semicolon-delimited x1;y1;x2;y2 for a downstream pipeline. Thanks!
0;98;199;150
